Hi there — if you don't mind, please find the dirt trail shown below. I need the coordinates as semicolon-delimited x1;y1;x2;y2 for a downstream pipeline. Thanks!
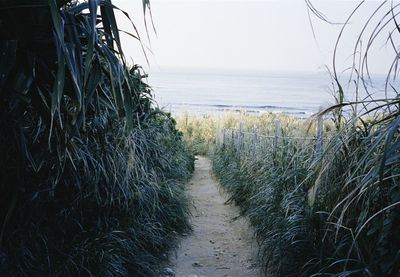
170;156;259;277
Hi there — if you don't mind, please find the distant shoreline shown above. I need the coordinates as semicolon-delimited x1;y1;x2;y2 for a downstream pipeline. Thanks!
156;104;314;118
149;68;390;120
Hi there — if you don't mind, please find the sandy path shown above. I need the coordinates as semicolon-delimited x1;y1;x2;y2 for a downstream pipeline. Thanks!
169;156;259;277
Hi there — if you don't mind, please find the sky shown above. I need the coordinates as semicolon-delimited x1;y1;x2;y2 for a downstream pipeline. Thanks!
114;0;397;74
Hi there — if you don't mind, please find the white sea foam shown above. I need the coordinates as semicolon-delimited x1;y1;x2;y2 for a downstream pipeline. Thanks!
148;67;389;118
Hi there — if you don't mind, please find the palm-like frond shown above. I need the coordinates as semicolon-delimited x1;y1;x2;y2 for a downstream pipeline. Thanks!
0;1;194;276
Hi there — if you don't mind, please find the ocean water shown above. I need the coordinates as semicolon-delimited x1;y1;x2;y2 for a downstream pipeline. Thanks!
148;68;388;117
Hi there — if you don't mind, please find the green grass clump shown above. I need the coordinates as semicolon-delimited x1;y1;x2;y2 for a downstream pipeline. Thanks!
212;3;400;276
213;121;318;276
0;1;194;276
213;111;400;276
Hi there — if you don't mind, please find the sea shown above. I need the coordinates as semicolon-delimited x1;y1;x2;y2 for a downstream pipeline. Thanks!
147;67;389;118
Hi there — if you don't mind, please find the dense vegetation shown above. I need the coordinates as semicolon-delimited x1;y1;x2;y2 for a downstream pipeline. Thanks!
175;111;315;156
213;110;399;276
0;0;193;276
211;3;400;276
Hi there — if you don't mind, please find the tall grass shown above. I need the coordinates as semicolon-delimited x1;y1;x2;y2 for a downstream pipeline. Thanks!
212;2;400;276
0;1;193;276
175;111;318;155
213;109;399;276
213;116;319;276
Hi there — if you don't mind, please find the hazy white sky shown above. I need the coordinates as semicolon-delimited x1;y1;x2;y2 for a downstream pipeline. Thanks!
114;0;396;74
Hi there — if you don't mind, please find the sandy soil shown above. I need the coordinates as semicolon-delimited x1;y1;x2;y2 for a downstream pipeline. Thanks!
168;156;260;277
